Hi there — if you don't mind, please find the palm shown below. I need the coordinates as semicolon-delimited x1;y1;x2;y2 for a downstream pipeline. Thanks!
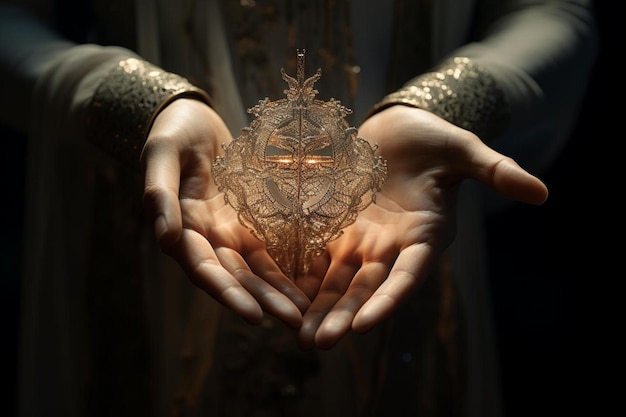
296;105;548;349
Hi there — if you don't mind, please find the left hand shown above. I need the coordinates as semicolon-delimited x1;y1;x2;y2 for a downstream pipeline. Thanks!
296;105;548;349
141;99;311;328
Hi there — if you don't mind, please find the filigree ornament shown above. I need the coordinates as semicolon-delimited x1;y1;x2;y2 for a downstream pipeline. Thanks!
212;51;387;278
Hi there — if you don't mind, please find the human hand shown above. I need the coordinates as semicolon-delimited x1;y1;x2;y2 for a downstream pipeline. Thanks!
141;99;311;328
296;105;548;349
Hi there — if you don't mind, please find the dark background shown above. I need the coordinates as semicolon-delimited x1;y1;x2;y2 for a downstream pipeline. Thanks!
486;2;617;416
1;2;617;416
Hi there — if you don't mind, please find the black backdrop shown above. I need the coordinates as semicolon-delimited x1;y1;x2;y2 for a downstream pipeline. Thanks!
486;2;617;415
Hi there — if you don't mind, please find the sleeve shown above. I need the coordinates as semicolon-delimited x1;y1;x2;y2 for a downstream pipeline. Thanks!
0;3;212;168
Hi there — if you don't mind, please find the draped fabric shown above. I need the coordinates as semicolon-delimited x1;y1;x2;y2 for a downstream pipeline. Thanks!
7;0;597;416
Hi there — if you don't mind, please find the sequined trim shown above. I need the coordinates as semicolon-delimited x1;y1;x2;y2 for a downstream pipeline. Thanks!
368;57;509;140
85;58;212;166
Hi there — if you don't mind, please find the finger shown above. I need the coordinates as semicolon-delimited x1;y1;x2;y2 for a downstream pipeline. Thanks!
214;244;307;328
142;140;183;248
294;250;331;301
352;243;434;333
170;229;264;324
245;248;312;315
297;261;359;350
314;260;391;349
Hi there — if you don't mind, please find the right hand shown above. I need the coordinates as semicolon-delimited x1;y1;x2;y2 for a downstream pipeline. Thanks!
296;105;549;349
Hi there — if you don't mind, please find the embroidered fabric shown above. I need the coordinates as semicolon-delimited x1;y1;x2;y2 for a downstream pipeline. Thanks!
85;58;212;166
369;57;510;140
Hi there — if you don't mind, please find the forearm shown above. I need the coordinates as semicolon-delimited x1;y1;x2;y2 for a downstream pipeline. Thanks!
0;4;136;140
0;4;212;168
368;0;598;160
456;0;598;135
0;3;73;132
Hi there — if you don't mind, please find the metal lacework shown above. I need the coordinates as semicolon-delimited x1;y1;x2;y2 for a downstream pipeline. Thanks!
212;51;387;278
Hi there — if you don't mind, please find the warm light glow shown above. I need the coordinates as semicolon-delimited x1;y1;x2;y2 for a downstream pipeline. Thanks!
264;155;334;165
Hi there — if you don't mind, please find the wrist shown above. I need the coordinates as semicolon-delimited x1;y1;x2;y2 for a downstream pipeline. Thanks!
367;57;510;141
85;58;212;167
145;97;226;162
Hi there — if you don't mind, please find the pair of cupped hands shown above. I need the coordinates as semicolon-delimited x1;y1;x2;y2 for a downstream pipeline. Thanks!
142;98;548;351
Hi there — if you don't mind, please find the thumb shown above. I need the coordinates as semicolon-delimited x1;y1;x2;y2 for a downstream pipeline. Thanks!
142;141;184;249
490;158;549;205
144;187;183;249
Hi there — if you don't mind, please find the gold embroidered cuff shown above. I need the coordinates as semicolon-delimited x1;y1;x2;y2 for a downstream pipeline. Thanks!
85;58;212;166
368;57;509;140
